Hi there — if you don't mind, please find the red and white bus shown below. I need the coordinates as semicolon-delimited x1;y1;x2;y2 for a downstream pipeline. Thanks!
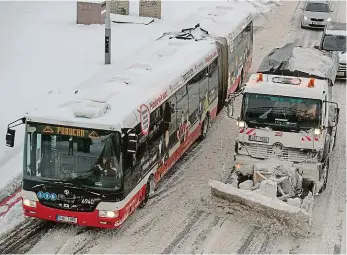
5;3;254;229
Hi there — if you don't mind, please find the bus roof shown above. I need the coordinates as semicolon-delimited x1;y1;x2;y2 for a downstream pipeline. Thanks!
25;2;254;131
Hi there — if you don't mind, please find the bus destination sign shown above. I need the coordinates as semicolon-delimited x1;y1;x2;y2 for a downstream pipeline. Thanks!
36;125;99;139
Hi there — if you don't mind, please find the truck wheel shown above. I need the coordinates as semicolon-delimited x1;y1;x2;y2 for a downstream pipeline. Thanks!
319;158;329;193
200;114;210;140
332;127;337;150
322;133;331;162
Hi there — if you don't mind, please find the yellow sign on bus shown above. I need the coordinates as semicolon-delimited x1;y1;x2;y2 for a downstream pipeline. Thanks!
57;127;85;137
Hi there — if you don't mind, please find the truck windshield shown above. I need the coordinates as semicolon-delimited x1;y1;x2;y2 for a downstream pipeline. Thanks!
322;34;346;51
305;2;330;12
24;123;122;190
241;93;322;130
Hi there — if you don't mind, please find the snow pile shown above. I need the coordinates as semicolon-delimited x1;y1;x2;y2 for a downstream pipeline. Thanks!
288;47;339;81
209;159;314;231
209;180;311;232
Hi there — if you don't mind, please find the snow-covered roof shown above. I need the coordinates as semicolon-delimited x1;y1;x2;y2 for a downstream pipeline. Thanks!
244;74;328;100
325;28;347;37
257;43;339;83
26;3;254;131
169;2;254;44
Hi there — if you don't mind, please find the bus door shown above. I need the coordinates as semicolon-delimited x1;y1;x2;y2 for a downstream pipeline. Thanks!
216;37;229;113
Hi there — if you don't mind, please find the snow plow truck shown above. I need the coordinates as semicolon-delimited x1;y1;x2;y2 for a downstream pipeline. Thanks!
209;42;340;231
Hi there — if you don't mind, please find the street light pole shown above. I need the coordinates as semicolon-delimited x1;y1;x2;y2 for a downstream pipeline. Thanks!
105;0;111;64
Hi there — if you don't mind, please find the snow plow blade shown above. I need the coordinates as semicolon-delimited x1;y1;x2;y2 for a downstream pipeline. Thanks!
209;180;312;232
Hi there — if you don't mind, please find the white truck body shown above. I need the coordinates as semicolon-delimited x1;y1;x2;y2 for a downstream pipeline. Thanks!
231;43;339;192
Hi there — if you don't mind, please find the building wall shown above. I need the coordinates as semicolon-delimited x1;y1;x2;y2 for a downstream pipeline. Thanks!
77;1;106;25
139;0;162;19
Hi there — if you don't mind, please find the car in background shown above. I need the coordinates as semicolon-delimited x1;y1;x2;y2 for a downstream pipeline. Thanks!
301;0;333;29
316;22;346;79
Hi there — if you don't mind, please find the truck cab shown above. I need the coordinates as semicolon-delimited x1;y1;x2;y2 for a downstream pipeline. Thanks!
226;44;340;193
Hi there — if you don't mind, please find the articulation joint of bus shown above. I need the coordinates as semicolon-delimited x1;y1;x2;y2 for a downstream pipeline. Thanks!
210;43;340;232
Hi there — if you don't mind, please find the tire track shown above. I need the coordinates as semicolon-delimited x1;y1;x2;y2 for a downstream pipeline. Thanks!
190;215;221;254
236;226;261;254
161;210;205;254
0;219;56;254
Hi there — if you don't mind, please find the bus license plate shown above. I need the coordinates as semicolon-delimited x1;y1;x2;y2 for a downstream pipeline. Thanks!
249;135;269;143
56;215;77;223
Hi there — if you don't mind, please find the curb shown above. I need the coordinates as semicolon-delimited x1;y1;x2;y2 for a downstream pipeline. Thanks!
0;188;22;218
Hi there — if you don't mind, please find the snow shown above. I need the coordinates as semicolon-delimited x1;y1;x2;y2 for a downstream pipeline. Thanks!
0;0;278;232
0;202;25;236
209;179;311;231
0;0;245;187
111;13;154;25
26;1;256;131
0;0;345;254
325;29;347;36
288;47;340;81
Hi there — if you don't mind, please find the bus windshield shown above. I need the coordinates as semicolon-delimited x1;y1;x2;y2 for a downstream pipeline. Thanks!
241;93;322;131
24;123;122;190
322;34;346;51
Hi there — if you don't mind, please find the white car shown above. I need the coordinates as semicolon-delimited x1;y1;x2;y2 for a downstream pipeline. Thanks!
317;22;346;79
301;0;333;29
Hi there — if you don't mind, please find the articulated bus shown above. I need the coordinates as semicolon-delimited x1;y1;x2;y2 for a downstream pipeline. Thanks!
5;3;254;229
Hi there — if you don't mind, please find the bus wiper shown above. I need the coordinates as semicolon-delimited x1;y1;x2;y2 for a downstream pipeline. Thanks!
32;179;73;189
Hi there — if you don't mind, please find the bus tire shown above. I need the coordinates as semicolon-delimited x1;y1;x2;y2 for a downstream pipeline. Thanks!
200;114;210;140
139;175;154;208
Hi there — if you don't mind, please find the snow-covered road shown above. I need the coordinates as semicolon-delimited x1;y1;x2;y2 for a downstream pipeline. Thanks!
0;1;345;254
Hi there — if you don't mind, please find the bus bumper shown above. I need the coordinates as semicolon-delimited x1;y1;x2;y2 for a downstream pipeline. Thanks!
23;201;125;229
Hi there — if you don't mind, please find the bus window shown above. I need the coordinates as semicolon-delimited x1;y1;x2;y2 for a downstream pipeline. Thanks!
208;58;219;103
188;68;208;125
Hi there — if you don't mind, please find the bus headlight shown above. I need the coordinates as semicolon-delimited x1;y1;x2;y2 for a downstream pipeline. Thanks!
237;121;246;128
314;128;321;135
23;199;36;208
99;210;119;218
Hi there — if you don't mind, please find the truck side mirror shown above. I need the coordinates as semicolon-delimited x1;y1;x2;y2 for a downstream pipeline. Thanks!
6;128;15;147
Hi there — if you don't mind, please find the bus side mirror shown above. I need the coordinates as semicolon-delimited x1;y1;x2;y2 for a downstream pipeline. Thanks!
6;128;15;148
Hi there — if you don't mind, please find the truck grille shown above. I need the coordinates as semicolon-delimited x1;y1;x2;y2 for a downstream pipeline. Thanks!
339;62;346;72
242;143;310;162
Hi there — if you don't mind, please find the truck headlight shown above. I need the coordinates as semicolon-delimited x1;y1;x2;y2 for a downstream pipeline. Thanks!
237;120;246;128
23;199;36;208
98;210;119;218
304;16;308;20
326;17;332;22
314;128;321;135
